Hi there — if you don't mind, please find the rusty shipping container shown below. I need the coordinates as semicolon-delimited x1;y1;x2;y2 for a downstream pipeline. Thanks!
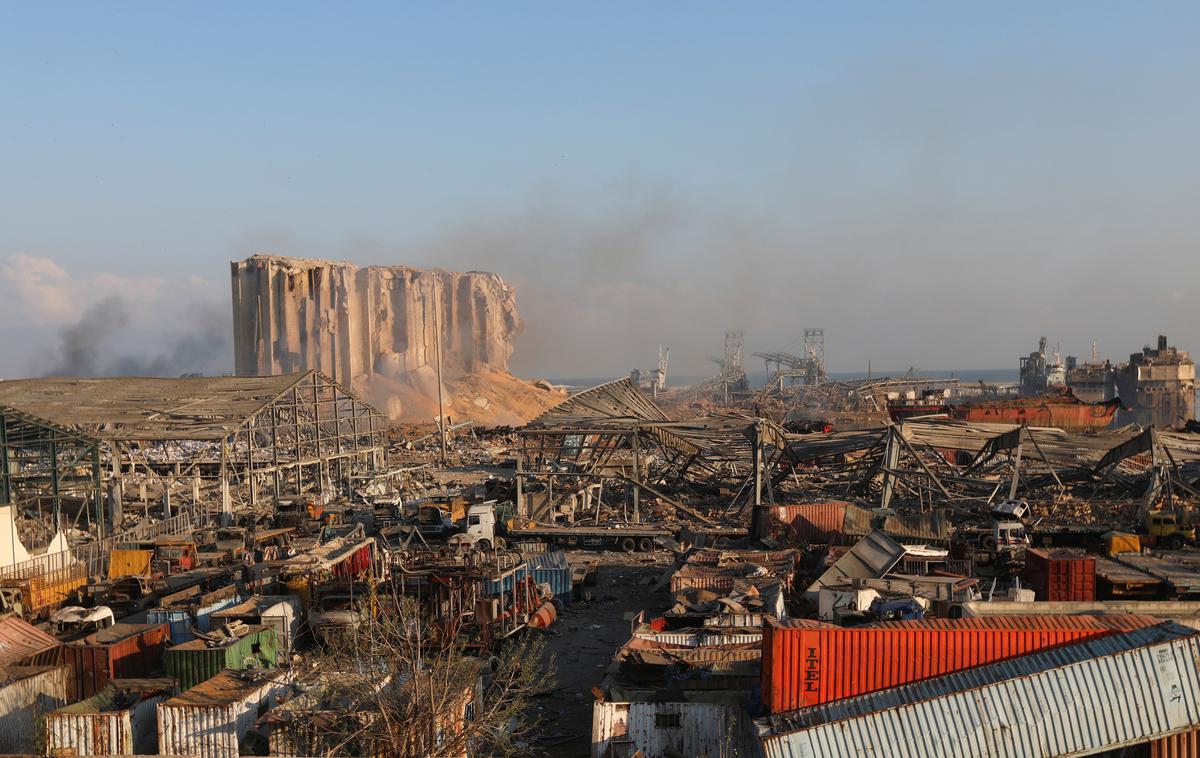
760;614;1160;714
762;502;850;545
0;614;61;665
44;678;176;756
0;665;71;754
61;622;169;701
157;669;292;758
1023;548;1097;602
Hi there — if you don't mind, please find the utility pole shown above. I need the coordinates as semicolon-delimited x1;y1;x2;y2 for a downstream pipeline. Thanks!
434;292;449;466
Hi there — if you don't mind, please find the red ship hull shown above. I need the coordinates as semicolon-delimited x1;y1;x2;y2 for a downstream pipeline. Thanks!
948;395;1119;431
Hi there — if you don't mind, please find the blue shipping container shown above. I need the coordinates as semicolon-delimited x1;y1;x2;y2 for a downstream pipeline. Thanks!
147;595;243;643
527;550;573;606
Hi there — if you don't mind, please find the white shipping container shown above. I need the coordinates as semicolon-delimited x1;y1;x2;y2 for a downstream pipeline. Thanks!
45;690;170;756
0;665;70;754
593;699;755;758
158;670;292;758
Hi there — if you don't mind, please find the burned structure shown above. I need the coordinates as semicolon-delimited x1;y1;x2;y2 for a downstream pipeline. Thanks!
1117;335;1196;428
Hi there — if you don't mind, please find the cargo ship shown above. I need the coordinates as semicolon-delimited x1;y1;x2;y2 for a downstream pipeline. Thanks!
948;392;1120;431
888;391;1120;431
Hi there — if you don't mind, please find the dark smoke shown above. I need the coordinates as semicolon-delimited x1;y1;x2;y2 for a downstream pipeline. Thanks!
42;295;229;377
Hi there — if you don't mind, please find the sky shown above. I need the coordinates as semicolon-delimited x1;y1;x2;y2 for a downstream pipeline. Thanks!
1;3;1198;380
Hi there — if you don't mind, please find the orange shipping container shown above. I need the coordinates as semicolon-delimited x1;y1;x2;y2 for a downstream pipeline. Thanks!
1152;728;1200;758
761;614;1160;714
1022;548;1097;602
763;502;852;545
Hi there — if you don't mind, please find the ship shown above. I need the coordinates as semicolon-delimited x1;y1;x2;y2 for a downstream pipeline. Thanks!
947;390;1120;431
888;389;1120;430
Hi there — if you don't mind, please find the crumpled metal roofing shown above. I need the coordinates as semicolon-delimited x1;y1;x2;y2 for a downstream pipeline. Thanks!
528;377;670;427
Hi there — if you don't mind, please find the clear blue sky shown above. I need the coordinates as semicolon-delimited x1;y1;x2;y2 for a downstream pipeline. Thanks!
1;3;1198;378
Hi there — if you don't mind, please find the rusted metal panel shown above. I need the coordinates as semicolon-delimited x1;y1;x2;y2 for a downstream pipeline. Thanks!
592;699;755;758
948;394;1119;431
157;670;292;758
0;664;70;754
759;623;1200;758
760;614;1161;714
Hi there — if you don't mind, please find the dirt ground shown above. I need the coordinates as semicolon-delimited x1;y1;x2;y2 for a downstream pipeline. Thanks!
526;550;675;757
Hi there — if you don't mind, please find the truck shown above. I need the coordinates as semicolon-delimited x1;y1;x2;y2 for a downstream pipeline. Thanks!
0;562;88;620
1145;510;1195;550
446;502;672;553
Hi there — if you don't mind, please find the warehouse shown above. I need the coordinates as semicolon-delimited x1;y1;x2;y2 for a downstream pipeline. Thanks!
0;371;386;540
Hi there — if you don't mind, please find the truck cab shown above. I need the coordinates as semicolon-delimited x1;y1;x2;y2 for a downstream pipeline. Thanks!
1147;511;1195;550
447;502;501;551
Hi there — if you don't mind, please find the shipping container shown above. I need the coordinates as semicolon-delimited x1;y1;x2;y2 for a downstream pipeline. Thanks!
526;549;572;605
61;622;170;701
148;592;244;644
760;614;1161;713
1152;728;1200;758
592;697;756;758
1023;548;1097;601
210;595;302;655
44;677;176;756
0;664;71;753
763;502;850;545
758;623;1200;758
165;626;278;690
0;613;61;665
158;669;292;758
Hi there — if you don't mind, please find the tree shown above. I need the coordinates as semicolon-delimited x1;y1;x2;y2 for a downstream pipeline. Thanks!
284;583;553;758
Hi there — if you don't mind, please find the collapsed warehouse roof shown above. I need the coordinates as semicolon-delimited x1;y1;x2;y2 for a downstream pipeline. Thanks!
520;379;1200;532
0;370;387;542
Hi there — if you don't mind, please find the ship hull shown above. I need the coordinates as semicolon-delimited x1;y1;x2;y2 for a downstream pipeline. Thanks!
948;396;1119;431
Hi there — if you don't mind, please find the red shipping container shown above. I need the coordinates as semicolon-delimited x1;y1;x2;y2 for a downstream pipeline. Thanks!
59;622;169;701
1022;548;1097;602
1152;728;1200;758
761;614;1159;714
765;502;852;545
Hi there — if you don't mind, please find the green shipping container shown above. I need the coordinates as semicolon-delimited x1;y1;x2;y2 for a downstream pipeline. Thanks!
163;626;278;690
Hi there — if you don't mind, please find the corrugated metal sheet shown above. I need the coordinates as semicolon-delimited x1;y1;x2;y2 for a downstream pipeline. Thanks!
165;626;278;690
0;665;71;754
759;623;1200;758
0;614;60;665
761;614;1161;713
632;629;762;648
158;670;292;758
805;530;905;600
62;623;169;701
592;699;755;758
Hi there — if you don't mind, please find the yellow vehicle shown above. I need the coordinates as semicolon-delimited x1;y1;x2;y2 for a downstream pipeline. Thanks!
0;563;87;620
1146;510;1196;550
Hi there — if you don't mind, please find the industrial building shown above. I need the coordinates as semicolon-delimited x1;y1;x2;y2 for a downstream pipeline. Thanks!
1117;335;1197;428
0;371;386;540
